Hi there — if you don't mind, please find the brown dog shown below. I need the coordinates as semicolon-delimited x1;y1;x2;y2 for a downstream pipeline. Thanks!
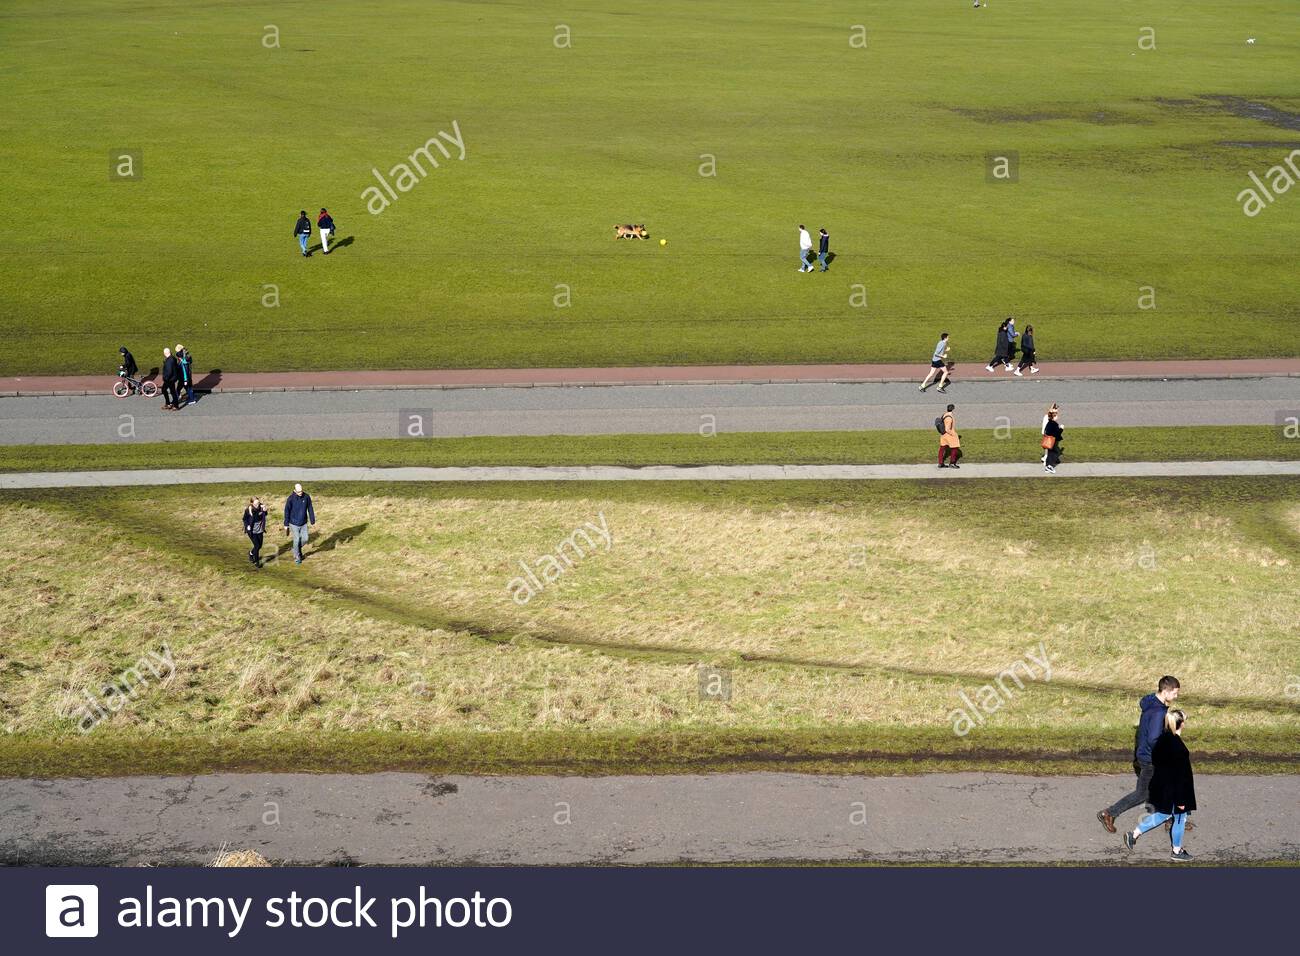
614;224;647;239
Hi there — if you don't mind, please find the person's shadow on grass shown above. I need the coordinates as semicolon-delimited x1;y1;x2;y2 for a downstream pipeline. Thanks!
307;236;354;256
269;522;369;564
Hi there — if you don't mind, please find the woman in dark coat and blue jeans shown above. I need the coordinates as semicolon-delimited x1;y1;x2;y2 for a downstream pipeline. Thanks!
1123;709;1196;861
243;497;268;567
1042;407;1063;474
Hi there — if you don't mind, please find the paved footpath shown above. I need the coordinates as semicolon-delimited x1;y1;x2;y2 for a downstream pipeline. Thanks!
5;358;1299;396
2;772;1296;865
3;376;1298;446
3;460;1299;490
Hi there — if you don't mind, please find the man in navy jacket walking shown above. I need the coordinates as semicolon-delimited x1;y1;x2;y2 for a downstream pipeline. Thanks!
283;483;316;564
294;210;312;257
1097;675;1180;832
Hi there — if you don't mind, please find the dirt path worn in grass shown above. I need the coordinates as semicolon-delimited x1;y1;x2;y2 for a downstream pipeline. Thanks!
2;772;1296;865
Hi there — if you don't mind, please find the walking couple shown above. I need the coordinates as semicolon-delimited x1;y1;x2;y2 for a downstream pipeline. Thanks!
242;483;316;567
295;208;338;257
986;317;1038;376
797;225;830;272
1098;676;1198;861
160;344;195;410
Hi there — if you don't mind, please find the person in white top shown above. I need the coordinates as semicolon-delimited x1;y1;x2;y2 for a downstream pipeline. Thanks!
798;224;813;272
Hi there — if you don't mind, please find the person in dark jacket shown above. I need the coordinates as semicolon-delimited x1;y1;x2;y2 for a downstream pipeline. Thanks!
1015;324;1038;375
294;210;312;257
119;346;138;379
160;347;180;410
1097;676;1180;833
176;343;194;406
243;497;268;567
318;208;336;254
1123;709;1196;861
1042;407;1063;474
985;319;1012;372
816;228;830;272
283;483;316;564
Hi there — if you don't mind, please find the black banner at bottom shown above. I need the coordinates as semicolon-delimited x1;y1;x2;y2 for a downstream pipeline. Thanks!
10;866;1294;952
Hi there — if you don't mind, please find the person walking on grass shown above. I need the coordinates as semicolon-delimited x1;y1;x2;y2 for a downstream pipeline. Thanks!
919;332;950;392
294;210;312;257
938;403;961;468
1097;675;1181;834
243;497;268;568
176;343;194;406
160;347;180;410
816;228;830;272
283;482;316;564
1042;406;1064;474
986;318;1013;372
798;224;814;272
318;207;336;255
1123;708;1197;862
1015;324;1038;376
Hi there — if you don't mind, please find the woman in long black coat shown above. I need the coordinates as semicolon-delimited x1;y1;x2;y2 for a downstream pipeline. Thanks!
1123;709;1196;861
986;319;1011;371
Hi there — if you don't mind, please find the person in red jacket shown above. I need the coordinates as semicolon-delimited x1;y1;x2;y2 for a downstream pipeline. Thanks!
318;208;337;255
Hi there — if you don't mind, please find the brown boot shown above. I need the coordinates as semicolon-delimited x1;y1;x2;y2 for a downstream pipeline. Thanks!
1097;809;1116;833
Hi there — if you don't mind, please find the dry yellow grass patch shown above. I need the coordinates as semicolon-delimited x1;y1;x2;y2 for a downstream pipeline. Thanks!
1;484;1296;747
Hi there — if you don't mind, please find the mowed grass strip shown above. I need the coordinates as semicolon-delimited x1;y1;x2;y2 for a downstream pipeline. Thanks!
2;0;1298;373
1;478;1295;775
1;425;1295;473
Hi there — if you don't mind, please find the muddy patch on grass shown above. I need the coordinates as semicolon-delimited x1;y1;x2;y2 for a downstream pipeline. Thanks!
1157;95;1300;131
950;107;1150;125
1218;141;1300;149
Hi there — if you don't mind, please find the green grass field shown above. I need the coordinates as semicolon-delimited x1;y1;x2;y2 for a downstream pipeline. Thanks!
3;477;1297;776
1;425;1296;472
3;0;1298;375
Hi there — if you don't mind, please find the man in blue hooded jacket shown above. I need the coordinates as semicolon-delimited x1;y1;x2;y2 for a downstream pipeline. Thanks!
283;483;316;564
1097;675;1180;832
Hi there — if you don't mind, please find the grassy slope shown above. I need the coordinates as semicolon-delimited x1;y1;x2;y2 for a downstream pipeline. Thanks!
2;0;1298;374
1;425;1297;473
2;478;1296;776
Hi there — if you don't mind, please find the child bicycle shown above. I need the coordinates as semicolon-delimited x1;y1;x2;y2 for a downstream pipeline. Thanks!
112;365;158;398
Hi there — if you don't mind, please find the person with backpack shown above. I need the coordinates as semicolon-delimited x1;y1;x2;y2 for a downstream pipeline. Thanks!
318;208;336;254
985;318;1012;372
243;497;268;567
1122;708;1197;862
1098;675;1181;834
176;343;194;406
1042;406;1063;474
1015;324;1038;375
294;210;312;257
937;404;961;468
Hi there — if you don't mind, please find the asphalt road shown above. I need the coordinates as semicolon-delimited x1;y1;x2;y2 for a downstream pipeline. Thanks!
1;377;1297;446
2;772;1295;865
